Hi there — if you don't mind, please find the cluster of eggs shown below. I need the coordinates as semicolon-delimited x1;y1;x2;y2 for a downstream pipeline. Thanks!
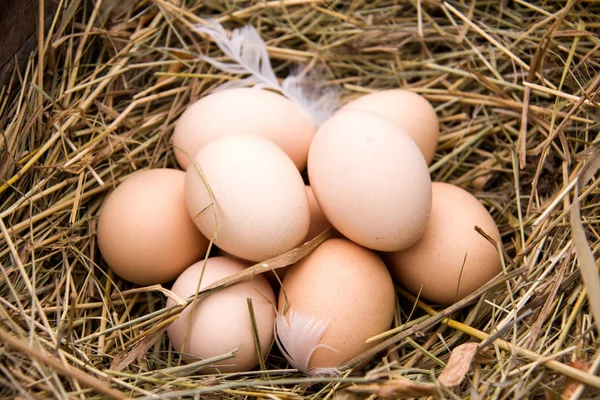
96;87;502;374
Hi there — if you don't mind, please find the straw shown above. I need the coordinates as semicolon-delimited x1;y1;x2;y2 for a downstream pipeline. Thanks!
1;0;599;398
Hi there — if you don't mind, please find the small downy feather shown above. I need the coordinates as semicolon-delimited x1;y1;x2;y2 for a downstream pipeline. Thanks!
194;20;340;126
282;70;341;127
274;310;341;377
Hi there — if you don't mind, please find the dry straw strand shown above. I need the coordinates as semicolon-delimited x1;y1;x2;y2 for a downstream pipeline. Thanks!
1;0;600;398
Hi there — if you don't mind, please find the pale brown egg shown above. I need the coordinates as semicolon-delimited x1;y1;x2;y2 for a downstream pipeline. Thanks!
339;89;439;164
167;257;276;372
172;88;315;171
97;169;209;285
275;238;395;375
384;182;502;305
308;110;432;252
304;185;332;242
185;133;310;262
266;186;332;289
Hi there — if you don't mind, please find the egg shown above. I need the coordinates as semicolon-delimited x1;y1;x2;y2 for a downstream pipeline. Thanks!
96;169;209;285
384;182;502;305
308;110;432;252
167;257;276;372
185;133;310;262
259;186;332;290
172;88;316;171
276;238;395;374
339;89;439;164
304;185;332;242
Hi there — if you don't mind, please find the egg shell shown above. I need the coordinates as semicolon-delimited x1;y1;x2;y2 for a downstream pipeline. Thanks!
97;169;208;285
308;110;432;252
339;89;439;164
384;182;502;305
212;183;331;288
261;185;332;291
304;185;332;242
167;257;276;372
172;88;316;171
278;238;395;371
185;133;310;262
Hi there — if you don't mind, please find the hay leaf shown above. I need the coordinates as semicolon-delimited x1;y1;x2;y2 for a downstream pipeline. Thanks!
571;146;600;335
344;378;438;398
199;228;333;296
577;144;600;188
109;328;166;373
437;342;478;387
562;361;589;400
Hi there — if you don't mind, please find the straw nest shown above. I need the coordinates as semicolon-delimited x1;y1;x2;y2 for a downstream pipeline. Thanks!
1;0;600;398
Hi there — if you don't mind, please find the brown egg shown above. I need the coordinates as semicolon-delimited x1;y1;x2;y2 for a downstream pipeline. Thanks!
172;88;316;171
304;185;332;242
276;238;395;375
384;182;502;305
308;110;432;252
262;185;332;291
212;182;330;287
167;257;276;372
97;169;208;285
339;89;439;164
185;134;310;262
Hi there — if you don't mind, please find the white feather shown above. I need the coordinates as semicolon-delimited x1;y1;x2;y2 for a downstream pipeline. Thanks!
194;20;340;126
274;310;341;377
195;20;279;91
282;70;341;127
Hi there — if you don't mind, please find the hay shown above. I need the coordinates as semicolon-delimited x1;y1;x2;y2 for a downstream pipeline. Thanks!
1;0;599;398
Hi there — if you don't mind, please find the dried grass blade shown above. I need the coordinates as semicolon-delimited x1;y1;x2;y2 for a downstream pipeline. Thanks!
0;327;126;399
400;288;600;389
562;361;589;400
570;146;600;335
110;328;166;373
346;342;478;398
339;266;526;371
344;378;438;399
437;343;478;387
247;298;267;372
197;228;333;297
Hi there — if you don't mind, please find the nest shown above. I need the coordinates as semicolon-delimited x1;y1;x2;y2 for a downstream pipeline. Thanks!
1;0;600;398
